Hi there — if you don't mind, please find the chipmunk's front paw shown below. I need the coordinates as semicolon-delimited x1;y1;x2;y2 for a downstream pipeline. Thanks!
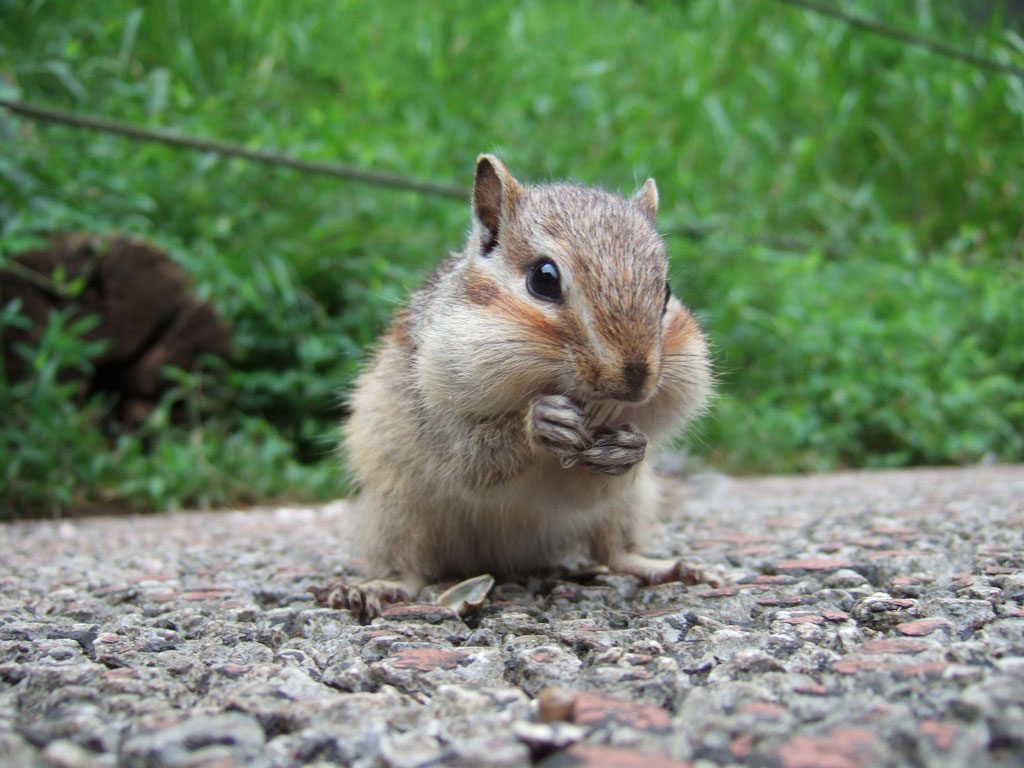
529;395;592;460
308;579;413;622
577;423;647;476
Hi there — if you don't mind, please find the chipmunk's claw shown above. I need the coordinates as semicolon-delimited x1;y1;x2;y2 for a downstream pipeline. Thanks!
530;395;591;460
308;579;413;622
578;423;647;476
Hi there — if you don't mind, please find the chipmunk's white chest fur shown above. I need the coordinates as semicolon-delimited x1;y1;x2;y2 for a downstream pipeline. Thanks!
420;455;652;577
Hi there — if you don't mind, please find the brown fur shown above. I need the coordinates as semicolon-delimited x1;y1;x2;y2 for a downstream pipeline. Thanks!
337;155;718;620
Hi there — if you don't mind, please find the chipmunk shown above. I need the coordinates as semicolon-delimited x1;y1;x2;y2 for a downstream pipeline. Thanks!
326;155;717;620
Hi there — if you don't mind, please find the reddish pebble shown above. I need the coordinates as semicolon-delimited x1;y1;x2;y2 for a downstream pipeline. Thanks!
103;668;135;679
831;658;876;676
388;648;469;672
861;597;916;611
736;545;775;555
870;525;917;537
777;727;880;768
216;664;249;677
738;701;787;718
852;537;888;549
641;607;686;617
865;549;934;560
379;604;455;623
129;573;173;583
860;639;929;655
182;590;228;601
701;587;740;598
894;661;952;678
919;720;957;750
794;682;829;695
707;533;768;545
896;619;949;636
782;615;825;625
758;596;819;607
821;610;850;622
776;558;853;572
731;734;755;760
754;574;798;584
572;691;672;733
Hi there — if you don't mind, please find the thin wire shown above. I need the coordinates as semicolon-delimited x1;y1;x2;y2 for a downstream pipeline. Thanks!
0;98;469;200
768;0;1024;78
1;97;734;245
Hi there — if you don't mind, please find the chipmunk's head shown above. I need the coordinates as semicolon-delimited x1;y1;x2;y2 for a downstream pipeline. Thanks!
463;154;693;407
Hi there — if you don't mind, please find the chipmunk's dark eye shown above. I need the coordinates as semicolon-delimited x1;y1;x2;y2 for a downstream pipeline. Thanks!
528;259;562;302
663;282;671;314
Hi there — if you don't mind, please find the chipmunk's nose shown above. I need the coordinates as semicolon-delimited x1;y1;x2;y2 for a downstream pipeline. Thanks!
621;359;649;401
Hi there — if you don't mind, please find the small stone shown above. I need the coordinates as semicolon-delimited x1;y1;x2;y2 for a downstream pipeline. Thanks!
852;593;917;629
536;686;576;723
889;576;925;597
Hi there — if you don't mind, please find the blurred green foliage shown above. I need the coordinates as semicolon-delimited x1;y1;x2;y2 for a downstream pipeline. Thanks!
1;0;1022;515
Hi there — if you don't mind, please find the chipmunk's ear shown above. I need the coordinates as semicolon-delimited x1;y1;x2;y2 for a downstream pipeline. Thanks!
473;154;520;256
632;178;659;223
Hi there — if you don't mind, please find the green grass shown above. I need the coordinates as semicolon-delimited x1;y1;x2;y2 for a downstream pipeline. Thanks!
1;0;1022;515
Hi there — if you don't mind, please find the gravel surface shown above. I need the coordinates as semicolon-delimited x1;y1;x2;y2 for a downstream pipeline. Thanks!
1;465;1023;767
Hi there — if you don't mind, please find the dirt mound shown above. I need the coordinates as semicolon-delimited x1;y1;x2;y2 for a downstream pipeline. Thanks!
1;233;231;425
